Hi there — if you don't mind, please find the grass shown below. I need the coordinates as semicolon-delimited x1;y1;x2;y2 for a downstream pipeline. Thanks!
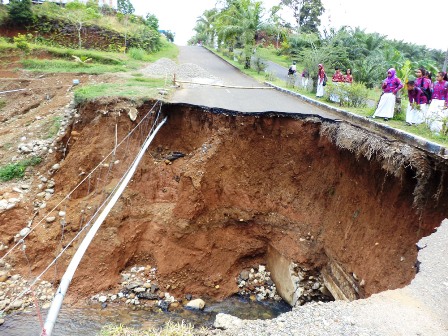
210;47;448;147
144;40;179;62
21;59;131;74
256;46;296;68
99;321;203;336
74;77;168;103
0;98;6;110
0;157;42;181
45;116;62;139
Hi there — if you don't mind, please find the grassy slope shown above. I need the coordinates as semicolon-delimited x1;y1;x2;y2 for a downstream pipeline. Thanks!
210;47;448;147
74;77;168;103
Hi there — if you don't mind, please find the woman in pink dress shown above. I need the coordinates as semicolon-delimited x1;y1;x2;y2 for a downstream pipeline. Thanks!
372;68;403;121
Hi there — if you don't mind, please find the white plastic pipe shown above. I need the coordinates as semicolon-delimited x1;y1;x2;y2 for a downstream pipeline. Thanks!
42;116;167;336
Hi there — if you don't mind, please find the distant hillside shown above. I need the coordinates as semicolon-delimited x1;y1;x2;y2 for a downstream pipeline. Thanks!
0;2;160;52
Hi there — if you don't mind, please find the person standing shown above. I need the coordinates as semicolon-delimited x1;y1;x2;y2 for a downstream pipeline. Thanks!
372;68;403;121
405;80;427;125
330;67;343;102
415;68;432;102
344;69;353;84
301;68;310;88
427;72;448;132
316;64;326;98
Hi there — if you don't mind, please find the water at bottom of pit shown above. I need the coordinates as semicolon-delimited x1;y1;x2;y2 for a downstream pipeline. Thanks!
0;295;291;335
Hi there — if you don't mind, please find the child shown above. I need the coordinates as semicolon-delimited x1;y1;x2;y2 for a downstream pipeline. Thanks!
406;80;427;125
301;68;309;88
427;72;448;132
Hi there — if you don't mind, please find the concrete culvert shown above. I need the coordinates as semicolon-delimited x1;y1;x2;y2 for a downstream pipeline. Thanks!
5;99;448;316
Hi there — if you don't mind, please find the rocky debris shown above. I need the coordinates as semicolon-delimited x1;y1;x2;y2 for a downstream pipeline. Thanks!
17;140;51;156
0;261;54;315
290;264;333;307
237;265;281;302
141;58;218;82
185;298;205;310
91;265;171;309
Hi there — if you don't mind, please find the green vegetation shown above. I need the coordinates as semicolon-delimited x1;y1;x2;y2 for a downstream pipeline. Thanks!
21;59;129;74
256;46;291;68
99;321;203;336
74;77;168;104
7;0;33;26
46;116;62;139
195;0;448;145
0;98;6;110
0;1;165;53
0;156;42;181
212;47;448;146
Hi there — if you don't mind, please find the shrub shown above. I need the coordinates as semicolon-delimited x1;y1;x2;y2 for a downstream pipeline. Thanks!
0;157;42;181
7;0;34;26
325;82;369;108
14;33;31;55
128;47;146;60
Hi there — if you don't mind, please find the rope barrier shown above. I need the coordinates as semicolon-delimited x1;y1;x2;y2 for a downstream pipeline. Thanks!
0;99;164;322
42;116;167;336
0;100;162;263
175;80;274;89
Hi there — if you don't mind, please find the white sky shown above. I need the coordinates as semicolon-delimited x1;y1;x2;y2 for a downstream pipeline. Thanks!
133;0;448;50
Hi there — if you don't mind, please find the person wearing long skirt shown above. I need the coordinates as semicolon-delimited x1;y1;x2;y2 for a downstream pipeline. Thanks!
301;68;309;88
406;80;427;125
316;64;326;98
427;72;448;132
372;68;403;120
330;67;343;102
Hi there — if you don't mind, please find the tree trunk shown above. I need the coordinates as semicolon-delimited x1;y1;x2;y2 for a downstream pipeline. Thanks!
443;48;448;73
77;23;82;49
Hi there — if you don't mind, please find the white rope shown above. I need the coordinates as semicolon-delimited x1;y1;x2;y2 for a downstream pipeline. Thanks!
0;100;162;262
0;105;163;317
42;116;167;336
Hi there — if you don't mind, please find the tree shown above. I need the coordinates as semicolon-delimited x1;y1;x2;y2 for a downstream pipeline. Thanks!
299;0;324;33
64;1;100;49
443;48;448;72
280;0;324;33
145;13;159;31
196;8;218;46
7;0;33;26
117;0;134;15
216;0;263;68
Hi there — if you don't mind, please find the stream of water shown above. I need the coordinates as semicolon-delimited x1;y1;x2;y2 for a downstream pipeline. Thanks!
0;295;291;335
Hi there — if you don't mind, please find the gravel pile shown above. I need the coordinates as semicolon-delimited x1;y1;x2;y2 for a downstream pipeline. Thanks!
141;58;218;82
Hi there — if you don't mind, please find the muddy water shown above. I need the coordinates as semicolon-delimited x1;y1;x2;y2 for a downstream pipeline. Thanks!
0;296;290;335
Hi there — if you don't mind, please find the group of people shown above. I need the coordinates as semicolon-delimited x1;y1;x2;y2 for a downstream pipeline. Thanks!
287;62;311;89
373;67;448;132
315;65;353;99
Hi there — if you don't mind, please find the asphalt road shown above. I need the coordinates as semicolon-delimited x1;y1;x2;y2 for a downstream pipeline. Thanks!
172;46;336;118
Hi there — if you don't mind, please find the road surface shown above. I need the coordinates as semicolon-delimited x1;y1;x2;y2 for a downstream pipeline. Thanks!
172;46;335;118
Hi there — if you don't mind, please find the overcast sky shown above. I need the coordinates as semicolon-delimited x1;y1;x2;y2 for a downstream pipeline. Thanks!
134;0;447;50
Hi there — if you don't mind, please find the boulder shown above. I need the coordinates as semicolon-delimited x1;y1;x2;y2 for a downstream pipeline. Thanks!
186;298;205;310
214;313;242;329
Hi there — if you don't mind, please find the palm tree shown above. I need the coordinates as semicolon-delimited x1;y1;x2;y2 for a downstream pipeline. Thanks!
216;0;263;68
196;8;218;46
